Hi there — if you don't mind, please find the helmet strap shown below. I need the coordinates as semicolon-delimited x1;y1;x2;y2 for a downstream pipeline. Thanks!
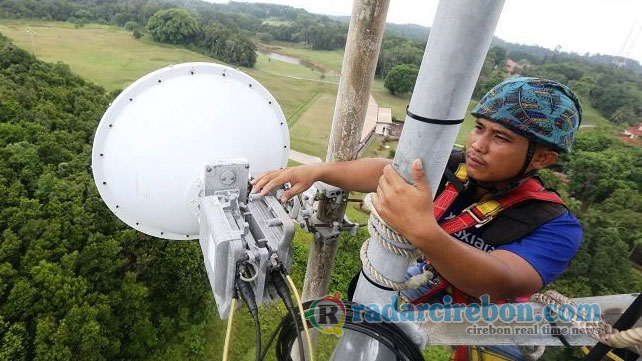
517;141;536;177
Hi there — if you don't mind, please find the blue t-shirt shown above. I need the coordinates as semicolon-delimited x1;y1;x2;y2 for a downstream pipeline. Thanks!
438;187;583;285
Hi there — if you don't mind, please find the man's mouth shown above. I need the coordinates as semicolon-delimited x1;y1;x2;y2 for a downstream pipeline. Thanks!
466;152;486;169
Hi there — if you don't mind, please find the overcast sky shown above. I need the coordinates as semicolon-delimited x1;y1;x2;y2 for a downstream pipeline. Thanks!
206;0;642;63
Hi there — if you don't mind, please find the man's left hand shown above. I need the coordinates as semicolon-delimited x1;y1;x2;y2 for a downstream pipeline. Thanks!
371;159;437;240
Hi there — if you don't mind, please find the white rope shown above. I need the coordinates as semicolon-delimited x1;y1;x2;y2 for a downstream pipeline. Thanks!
518;345;546;361
531;290;642;353
359;193;430;290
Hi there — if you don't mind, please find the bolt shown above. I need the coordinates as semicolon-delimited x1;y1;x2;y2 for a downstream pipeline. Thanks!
220;170;236;185
245;164;250;169
206;166;212;172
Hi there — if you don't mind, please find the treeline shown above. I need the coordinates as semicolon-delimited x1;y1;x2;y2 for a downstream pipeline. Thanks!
146;8;257;67
378;36;642;127
0;34;212;361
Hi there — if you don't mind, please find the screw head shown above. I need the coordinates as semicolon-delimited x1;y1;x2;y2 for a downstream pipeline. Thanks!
206;166;212;172
220;170;236;185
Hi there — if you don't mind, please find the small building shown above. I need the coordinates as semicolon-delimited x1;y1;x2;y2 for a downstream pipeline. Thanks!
623;124;642;140
505;59;529;75
375;108;403;138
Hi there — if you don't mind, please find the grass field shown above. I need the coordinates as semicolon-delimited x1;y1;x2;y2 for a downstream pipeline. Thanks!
0;21;216;90
0;20;338;123
289;93;336;159
580;97;611;127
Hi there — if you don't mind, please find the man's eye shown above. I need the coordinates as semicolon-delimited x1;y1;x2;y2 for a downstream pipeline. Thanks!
495;136;508;142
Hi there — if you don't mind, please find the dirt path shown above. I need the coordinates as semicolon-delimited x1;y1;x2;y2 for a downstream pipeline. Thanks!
289;150;322;164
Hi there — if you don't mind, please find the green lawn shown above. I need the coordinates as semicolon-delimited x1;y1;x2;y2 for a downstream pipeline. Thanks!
578;95;611;127
371;79;411;120
289;93;337;159
0;20;340;126
0;21;215;90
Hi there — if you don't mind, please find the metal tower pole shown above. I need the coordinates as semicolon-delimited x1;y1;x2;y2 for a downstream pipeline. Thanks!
332;1;505;360
301;0;390;302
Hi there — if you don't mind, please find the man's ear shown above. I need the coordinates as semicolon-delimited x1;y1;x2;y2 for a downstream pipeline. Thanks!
530;145;558;170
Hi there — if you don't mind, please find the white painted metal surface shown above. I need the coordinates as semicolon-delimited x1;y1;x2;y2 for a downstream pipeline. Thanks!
92;63;289;240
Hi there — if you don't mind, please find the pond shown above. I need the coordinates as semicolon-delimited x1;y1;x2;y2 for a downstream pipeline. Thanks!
265;52;302;65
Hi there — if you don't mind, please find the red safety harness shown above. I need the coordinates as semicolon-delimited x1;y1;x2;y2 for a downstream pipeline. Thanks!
415;164;567;361
410;163;566;306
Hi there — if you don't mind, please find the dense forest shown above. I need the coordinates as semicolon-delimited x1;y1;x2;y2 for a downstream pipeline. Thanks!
0;1;641;360
0;34;215;361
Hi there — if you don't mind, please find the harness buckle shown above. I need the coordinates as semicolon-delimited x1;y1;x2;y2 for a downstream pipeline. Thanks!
463;204;494;228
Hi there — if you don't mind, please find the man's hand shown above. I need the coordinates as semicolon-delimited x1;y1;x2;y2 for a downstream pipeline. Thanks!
371;159;437;240
250;164;320;203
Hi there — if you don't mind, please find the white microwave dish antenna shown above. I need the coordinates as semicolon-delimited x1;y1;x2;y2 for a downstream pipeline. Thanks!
92;62;289;240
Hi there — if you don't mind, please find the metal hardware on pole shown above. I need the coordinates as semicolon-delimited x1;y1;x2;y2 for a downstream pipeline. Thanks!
332;1;505;360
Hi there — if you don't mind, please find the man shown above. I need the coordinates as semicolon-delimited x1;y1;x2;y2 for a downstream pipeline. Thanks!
251;77;583;357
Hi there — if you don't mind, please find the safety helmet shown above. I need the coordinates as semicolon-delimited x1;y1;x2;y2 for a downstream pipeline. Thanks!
471;76;582;153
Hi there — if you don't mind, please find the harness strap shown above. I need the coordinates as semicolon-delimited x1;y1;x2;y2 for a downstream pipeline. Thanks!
434;165;565;234
434;163;468;220
413;164;568;309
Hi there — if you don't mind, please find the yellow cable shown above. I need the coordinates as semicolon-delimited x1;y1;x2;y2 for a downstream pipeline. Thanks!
286;274;315;361
222;298;237;361
580;346;626;361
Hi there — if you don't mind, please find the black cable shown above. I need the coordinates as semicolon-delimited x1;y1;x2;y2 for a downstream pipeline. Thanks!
275;299;424;361
260;314;287;361
236;273;262;361
253;315;261;361
269;267;306;361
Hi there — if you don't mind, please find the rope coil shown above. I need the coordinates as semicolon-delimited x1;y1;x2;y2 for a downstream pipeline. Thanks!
530;291;642;353
360;193;429;290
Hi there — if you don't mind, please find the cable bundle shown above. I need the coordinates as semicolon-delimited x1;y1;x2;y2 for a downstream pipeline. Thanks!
273;299;425;361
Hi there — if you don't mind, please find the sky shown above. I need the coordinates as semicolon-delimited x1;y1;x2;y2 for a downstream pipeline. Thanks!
206;0;642;64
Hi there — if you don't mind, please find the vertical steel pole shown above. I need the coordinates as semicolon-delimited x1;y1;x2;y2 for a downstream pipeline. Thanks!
301;0;390;302
332;1;505;360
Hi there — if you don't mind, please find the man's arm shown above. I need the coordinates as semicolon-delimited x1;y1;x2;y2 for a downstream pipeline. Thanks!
251;158;391;202
318;158;392;193
372;160;543;302
407;229;543;301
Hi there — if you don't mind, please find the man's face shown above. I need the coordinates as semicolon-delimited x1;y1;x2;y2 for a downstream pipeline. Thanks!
465;118;530;183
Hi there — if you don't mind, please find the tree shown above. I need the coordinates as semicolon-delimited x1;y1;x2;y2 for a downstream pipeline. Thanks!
610;106;639;126
376;34;424;77
146;8;199;45
384;64;419;95
258;32;273;44
198;23;257;67
123;21;139;31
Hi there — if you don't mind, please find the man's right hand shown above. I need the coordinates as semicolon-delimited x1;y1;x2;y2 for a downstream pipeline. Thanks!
250;164;322;203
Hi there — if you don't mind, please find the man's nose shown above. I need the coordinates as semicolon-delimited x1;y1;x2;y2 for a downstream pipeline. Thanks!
471;135;489;154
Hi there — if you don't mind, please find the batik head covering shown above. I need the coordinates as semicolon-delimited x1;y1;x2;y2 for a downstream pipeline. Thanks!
471;76;582;153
